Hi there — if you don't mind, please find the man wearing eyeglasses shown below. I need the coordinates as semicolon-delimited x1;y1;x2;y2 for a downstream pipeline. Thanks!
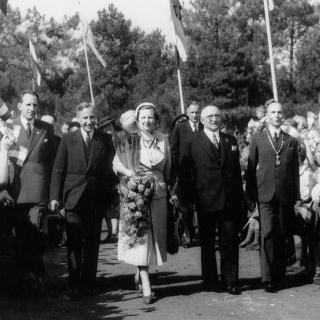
180;106;244;294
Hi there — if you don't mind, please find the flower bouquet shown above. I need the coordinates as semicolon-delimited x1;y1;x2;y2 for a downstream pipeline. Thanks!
118;173;155;249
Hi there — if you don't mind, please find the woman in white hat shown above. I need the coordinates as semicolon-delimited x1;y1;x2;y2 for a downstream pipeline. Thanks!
113;103;171;304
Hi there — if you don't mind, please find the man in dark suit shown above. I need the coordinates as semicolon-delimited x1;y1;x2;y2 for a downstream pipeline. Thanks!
0;90;56;290
180;106;244;294
49;102;115;299
246;101;300;292
170;101;203;246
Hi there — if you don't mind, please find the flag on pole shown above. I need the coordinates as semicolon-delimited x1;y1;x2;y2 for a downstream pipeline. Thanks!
29;37;43;87
268;0;274;11
169;0;188;62
0;0;8;16
0;97;11;121
0;124;28;167
81;15;107;68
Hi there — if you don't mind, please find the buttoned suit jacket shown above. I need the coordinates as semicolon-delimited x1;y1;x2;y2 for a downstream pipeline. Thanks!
49;129;115;214
179;130;244;216
170;120;204;184
0;117;56;204
246;130;300;205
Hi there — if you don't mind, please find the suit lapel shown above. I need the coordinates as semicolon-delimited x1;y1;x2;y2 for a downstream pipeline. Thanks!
14;118;29;148
73;130;87;169
220;132;230;166
27;119;44;157
262;130;275;152
196;131;220;163
185;121;194;135
279;131;291;153
87;130;104;169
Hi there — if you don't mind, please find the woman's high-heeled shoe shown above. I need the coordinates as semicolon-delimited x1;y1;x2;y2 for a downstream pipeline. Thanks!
142;294;155;304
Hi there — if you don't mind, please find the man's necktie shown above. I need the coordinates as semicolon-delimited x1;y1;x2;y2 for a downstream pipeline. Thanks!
85;132;90;149
212;133;219;148
26;122;31;138
85;133;91;163
194;123;198;133
273;131;278;143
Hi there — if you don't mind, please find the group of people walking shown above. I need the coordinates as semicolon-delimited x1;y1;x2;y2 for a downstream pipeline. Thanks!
0;90;302;303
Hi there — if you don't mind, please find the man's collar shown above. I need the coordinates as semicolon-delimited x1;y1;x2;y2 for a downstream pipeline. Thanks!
268;124;281;136
80;127;94;140
204;127;220;138
189;120;199;127
20;115;34;128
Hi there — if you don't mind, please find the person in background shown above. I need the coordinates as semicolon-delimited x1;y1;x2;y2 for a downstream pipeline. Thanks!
287;146;313;274
98;116;120;244
293;115;308;134
60;122;69;135
68;121;81;132
256;106;267;125
0;101;15;203
170;101;203;247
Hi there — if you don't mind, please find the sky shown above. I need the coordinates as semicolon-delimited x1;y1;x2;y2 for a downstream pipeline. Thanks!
8;0;191;43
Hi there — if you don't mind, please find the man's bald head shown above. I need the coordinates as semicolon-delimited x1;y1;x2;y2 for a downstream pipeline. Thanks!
201;106;221;132
201;106;220;118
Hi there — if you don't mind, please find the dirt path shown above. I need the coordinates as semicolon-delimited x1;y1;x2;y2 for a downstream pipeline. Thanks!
1;225;320;320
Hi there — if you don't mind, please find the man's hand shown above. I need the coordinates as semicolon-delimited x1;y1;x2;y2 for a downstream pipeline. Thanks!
48;200;59;212
0;132;16;151
0;190;14;207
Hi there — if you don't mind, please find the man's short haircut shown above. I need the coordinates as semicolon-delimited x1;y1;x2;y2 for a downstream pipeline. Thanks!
19;89;40;103
187;101;200;109
264;99;276;108
76;102;95;114
266;101;282;112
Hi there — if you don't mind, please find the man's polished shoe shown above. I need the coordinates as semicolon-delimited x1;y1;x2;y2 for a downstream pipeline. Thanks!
263;282;278;293
225;283;241;295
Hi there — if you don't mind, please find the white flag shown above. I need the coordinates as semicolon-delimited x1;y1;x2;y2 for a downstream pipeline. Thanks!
81;14;107;68
29;38;42;86
169;0;188;62
268;0;274;11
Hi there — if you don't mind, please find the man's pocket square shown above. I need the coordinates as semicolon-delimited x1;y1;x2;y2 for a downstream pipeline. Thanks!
232;145;237;151
43;139;48;142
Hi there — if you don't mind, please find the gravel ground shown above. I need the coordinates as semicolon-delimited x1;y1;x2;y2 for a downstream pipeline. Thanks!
1;223;320;320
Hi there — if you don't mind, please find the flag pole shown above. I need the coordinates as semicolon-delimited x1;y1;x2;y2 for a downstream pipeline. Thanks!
79;2;95;106
28;31;35;91
175;45;185;114
263;0;278;101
